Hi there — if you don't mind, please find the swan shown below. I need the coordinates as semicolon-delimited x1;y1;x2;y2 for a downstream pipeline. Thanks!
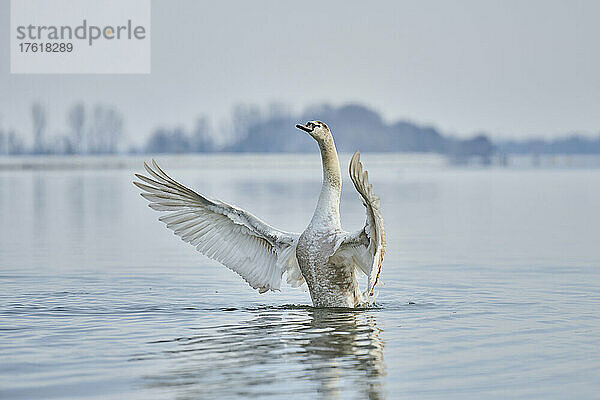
134;121;385;308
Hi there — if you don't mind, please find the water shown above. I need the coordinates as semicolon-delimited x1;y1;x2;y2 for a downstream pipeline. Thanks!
1;154;599;399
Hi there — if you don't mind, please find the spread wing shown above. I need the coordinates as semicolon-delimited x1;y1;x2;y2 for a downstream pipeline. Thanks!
133;160;304;293
341;151;386;298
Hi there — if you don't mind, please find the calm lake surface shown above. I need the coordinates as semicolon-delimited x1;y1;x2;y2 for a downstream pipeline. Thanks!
1;154;599;399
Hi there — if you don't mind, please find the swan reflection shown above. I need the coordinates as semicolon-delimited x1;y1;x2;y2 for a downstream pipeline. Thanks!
142;307;385;399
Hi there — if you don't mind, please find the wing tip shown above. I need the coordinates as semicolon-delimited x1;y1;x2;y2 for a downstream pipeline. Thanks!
351;149;361;165
132;180;145;190
349;150;362;176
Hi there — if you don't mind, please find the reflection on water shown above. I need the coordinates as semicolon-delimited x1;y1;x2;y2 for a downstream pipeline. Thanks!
33;174;47;243
143;308;385;399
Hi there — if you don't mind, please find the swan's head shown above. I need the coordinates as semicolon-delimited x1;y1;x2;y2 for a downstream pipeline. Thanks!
296;120;331;142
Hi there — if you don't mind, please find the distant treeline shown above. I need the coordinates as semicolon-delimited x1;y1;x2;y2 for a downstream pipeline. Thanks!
496;136;600;155
223;104;493;158
1;102;598;156
0;102;123;155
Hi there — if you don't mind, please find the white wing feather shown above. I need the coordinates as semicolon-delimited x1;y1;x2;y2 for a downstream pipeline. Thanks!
344;151;386;297
134;160;303;293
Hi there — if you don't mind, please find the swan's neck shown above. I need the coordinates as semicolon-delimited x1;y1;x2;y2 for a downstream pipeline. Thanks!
311;137;342;229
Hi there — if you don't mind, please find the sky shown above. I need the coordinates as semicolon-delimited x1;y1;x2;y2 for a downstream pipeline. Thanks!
2;0;600;145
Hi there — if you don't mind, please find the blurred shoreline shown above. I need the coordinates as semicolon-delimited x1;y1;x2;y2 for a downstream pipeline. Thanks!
2;153;600;171
0;153;446;171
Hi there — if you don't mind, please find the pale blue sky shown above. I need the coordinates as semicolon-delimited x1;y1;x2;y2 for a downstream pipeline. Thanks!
2;0;600;144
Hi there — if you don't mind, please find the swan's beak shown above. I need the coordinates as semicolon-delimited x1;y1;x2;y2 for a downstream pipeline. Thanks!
296;123;313;133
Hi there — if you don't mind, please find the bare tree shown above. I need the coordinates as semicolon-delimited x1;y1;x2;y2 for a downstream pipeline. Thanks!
105;108;123;153
192;116;213;152
88;105;123;153
31;103;46;154
88;106;103;153
8;130;24;154
68;103;85;154
231;104;261;139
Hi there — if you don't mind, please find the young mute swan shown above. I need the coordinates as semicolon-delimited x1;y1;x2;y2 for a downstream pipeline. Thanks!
134;121;385;308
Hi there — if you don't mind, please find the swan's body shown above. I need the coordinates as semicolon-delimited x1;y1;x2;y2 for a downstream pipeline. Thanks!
134;121;385;308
